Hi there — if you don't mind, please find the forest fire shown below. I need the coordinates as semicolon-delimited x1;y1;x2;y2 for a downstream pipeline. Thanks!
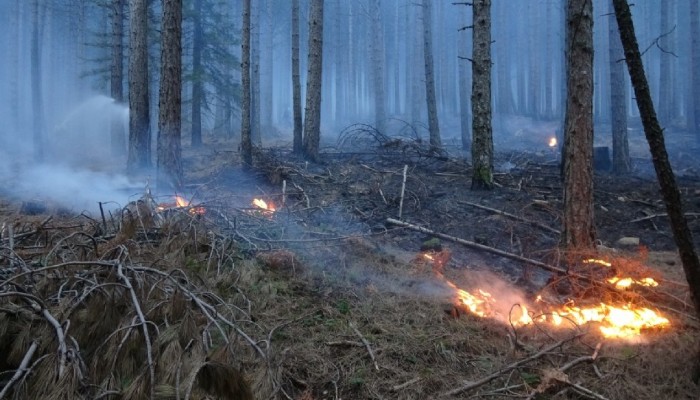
548;137;558;147
422;252;670;339
251;198;277;216
157;195;206;215
583;258;660;290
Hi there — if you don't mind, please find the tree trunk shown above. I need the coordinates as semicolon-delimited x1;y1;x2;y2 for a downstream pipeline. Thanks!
613;0;700;322
458;4;472;152
190;0;203;148
263;0;274;129
422;0;441;149
371;0;386;134
691;0;700;137
609;0;630;174
658;0;673;126
31;0;43;162
241;0;253;168
471;0;493;190
10;0;20;137
157;0;183;191
252;0;262;145
127;0;151;173
562;0;595;250
111;0;126;157
302;0;324;162
292;0;303;154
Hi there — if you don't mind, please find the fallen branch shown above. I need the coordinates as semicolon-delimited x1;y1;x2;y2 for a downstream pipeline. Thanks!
391;377;422;392
526;342;602;400
117;262;155;399
459;200;560;234
0;340;38;399
439;334;583;397
386;218;568;276
630;212;700;223
350;322;379;371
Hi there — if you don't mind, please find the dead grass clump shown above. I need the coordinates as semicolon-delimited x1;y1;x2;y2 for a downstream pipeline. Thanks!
256;249;302;273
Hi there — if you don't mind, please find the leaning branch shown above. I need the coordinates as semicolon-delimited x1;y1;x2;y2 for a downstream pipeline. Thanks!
386;218;568;276
459;200;561;234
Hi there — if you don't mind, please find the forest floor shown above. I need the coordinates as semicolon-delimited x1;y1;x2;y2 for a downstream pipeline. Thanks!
1;118;700;399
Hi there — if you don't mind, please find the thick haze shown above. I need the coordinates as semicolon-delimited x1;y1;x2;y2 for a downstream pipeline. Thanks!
0;0;694;209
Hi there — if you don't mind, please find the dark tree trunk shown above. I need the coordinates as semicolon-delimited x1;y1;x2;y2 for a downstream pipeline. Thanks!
252;0;261;145
31;0;43;162
458;4;472;152
157;0;183;191
613;0;700;322
562;0;595;250
241;0;253;168
422;0;441;149
471;0;493;189
609;0;630;174
111;0;126;157
370;0;386;134
127;0;151;173
292;0;303;154
302;0;324;162
190;0;203;148
691;0;700;137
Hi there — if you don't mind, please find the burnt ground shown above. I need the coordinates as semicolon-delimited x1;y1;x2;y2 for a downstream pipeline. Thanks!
2;121;700;399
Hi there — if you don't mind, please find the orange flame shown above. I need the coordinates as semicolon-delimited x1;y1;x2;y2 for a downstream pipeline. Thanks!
157;195;205;215
252;198;276;212
549;137;558;147
424;253;669;339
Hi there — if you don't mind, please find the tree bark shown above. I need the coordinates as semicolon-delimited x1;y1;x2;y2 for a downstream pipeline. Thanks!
658;0;673;126
291;0;303;154
458;4;472;152
471;0;493;189
422;0;441;149
110;0;126;157
302;0;324;162
241;0;253;168
31;0;43;162
613;0;700;319
370;0;386;134
691;0;700;138
251;0;262;145
562;0;595;250
157;0;183;191
127;0;151;173
190;0;203;148
608;0;630;174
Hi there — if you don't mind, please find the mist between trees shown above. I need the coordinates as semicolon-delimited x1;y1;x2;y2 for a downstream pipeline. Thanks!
0;0;695;160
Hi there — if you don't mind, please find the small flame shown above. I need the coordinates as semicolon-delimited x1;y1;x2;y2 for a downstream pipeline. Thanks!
252;198;276;212
157;195;205;215
548;137;558;147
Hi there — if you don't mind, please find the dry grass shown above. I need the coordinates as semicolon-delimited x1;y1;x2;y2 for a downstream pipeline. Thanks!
2;141;699;399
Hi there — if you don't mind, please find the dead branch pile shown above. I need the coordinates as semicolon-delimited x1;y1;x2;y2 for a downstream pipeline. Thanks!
0;199;274;400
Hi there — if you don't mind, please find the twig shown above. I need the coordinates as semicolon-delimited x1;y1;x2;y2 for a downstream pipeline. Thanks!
326;340;364;347
439;334;584;397
0;340;38;399
526;343;602;400
350;322;380;371
630;212;700;223
458;200;560;234
391;377;422;392
398;165;408;219
117;262;155;399
386;218;570;277
568;382;611;400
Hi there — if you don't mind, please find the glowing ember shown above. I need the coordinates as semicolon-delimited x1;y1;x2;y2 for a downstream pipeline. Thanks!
157;195;205;215
548;137;558;147
424;253;670;339
252;198;276;212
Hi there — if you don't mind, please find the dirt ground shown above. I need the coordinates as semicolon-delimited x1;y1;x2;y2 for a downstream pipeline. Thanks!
1;121;700;399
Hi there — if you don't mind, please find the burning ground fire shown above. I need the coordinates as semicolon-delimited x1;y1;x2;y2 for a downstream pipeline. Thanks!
156;195;206;215
252;198;276;213
422;253;670;339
